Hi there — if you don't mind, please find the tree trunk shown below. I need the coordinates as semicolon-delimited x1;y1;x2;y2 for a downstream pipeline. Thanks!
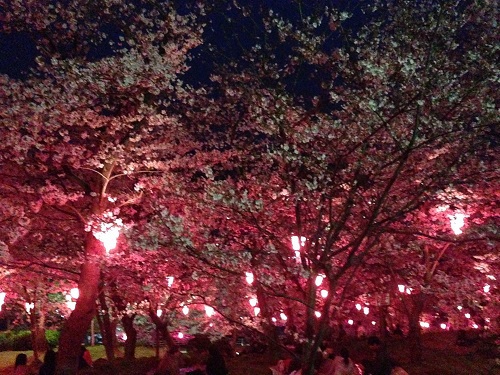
407;293;426;363
56;235;103;375
97;287;116;361
255;284;281;359
31;312;48;362
122;314;137;360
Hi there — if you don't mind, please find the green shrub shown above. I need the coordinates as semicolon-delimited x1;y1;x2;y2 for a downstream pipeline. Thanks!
11;330;32;351
45;330;60;347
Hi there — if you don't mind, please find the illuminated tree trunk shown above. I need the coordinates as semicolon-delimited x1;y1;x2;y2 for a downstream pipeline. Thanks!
56;234;103;375
30;304;48;362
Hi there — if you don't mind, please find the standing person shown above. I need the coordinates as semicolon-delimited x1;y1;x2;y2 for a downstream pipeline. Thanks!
39;349;57;375
14;353;29;375
362;336;393;375
332;348;356;375
205;344;228;375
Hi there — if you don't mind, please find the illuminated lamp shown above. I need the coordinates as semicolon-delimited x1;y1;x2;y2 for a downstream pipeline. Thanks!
182;305;189;315
245;272;254;285
70;288;79;300
205;306;214;317
249;298;257;307
320;290;328;298
254;307;260;316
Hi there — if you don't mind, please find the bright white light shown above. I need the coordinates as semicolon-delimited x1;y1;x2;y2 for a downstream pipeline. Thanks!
465;313;471;319
166;276;174;287
245;272;254;285
440;323;447;330
65;294;72;301
363;307;370;315
348;319;354;325
320;290;328;298
355;303;362;311
182;305;189;315
483;284;490;293
0;292;5;311
249;298;258;307
472;323;478;329
315;275;324;287
178;332;184;339
205;306;214;317
448;213;467;235
406;288;412;295
457;305;463;311
272;317;277;323
419;321;430;328
66;301;76;311
156;309;162;317
94;225;121;253
371;321;376;326
315;311;321;318
70;288;79;300
398;285;405;293
254;307;260;316
280;312;288;321
486;274;496;280
291;236;306;250
25;302;34;313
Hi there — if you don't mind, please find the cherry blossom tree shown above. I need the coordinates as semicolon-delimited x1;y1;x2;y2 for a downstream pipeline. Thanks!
0;0;206;372
156;1;497;373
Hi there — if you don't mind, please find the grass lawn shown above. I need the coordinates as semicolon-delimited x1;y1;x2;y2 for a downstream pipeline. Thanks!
0;332;497;374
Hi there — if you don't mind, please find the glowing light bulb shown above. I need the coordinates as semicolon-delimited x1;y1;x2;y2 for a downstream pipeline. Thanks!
483;284;490;293
205;306;214;317
371;321;376;326
398;285;405;293
245;272;254;285
178;332;184;339
254;307;260;316
182;305;189;315
440;323;447;330
25;302;34;313
320;290;328;298
315;275;324;287
465;313;471;319
280;312;288;321
457;305;462;311
355;303;362;311
70;288;79;300
166;276;174;287
363;307;370;315
448;212;467;235
249;298;257;307
0;292;5;311
315;311;321;318
348;319;353;325
156;309;162;317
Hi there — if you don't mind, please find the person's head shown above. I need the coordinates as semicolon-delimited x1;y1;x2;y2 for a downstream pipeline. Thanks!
367;336;382;351
339;347;349;365
168;345;180;355
44;349;57;365
15;353;27;367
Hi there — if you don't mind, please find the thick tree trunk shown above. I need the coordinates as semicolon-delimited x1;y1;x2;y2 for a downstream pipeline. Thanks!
122;314;137;360
56;235;103;375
